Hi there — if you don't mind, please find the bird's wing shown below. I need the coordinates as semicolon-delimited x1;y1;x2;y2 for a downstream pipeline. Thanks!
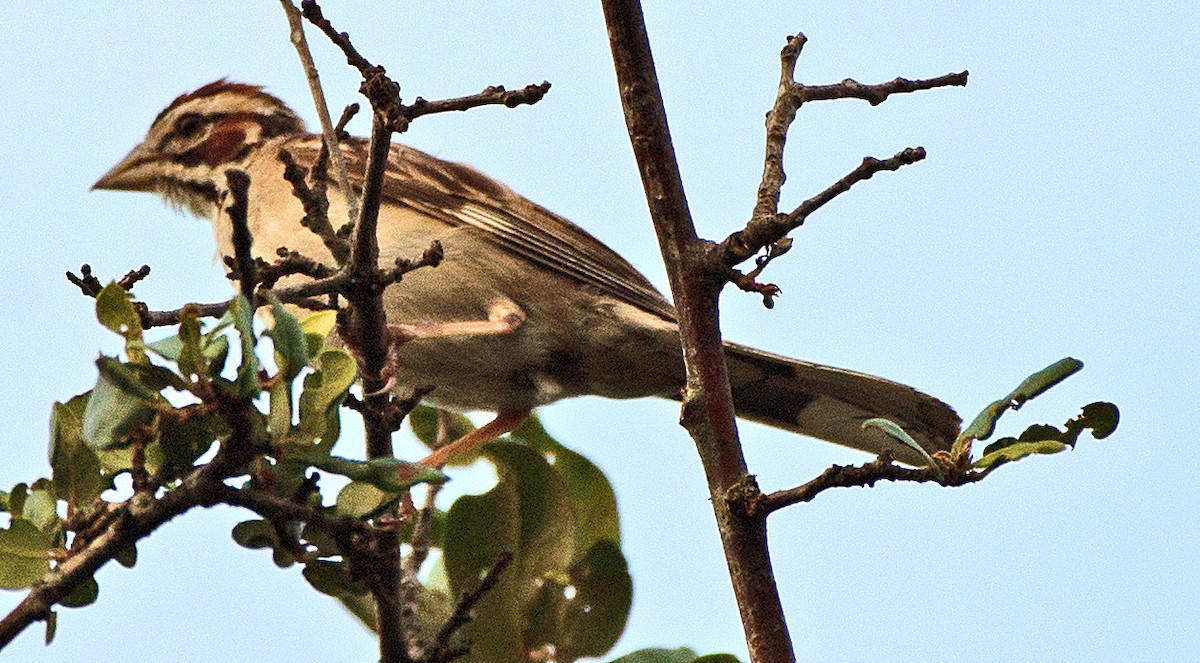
287;140;678;321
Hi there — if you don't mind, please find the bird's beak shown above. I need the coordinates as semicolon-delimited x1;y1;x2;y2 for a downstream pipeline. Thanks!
92;142;158;192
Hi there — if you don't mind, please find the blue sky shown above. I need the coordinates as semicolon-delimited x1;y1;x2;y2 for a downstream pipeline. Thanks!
1;2;1196;661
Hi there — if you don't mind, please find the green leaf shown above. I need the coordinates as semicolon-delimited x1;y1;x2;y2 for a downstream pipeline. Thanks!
232;518;298;568
228;295;261;398
335;593;378;633
158;408;226;480
862;418;942;475
334;481;395;519
59;575;99;608
302;560;368;598
115;544;138;568
692;656;743;663
0;520;54;588
93;439;164;480
974;439;1067;471
408;405;441;448
22;481;59;534
231;519;278;551
961;358;1084;442
511;416;621;551
444;441;575;663
7;484;28;520
607;648;700;663
95;283;146;363
82;357;162;450
312;456;445;493
147;315;231;379
299;310;338;359
50;394;110;515
267;295;309;382
268;377;295;445
555;540;633;662
290;349;357;454
175;307;208;379
202;327;232;376
299;522;343;558
1079;402;1119;439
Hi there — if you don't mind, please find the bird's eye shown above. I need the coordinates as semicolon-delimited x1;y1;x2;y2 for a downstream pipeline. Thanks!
174;113;204;138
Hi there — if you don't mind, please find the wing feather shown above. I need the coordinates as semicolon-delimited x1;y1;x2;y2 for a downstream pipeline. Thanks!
287;139;677;320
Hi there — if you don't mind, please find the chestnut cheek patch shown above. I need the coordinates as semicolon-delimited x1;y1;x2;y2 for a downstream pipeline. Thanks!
196;121;251;168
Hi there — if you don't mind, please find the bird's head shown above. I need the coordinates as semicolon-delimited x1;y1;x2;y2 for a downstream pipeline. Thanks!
93;79;306;216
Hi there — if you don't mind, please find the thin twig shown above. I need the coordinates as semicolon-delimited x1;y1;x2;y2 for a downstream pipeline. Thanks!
428;551;514;663
407;82;552;119
65;264;103;297
721;146;928;267
133;270;352;327
797;71;968;105
279;149;351;264
400;480;443;656
733;33;967;275
746;456;987;518
279;0;360;225
753;33;809;222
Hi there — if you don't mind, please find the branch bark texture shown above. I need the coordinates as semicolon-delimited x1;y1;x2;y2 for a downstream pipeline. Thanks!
600;2;795;661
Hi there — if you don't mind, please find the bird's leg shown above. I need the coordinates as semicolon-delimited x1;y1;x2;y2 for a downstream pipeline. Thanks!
361;298;526;395
388;298;526;343
419;409;529;467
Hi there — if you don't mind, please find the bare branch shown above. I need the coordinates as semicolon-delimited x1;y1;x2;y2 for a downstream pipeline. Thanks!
600;3;796;662
722;146;928;267
753;33;809;222
746;455;986;518
407;82;552;120
734;33;967;280
279;0;360;225
279;148;352;264
65;264;103;297
799;70;969;105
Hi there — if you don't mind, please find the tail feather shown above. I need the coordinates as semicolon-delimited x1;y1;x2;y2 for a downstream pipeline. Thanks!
718;342;960;466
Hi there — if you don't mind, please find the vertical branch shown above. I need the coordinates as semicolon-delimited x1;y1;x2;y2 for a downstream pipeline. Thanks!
224;169;256;304
753;34;806;221
599;2;796;662
343;107;407;663
346;113;395;460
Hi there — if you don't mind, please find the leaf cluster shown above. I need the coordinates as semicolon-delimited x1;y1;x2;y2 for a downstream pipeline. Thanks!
0;283;736;660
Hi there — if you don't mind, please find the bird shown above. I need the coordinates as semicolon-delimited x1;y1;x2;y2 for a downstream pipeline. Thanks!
93;79;960;466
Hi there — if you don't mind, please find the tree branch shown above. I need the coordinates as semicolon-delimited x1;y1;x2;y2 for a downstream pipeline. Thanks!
724;146;929;268
279;0;361;226
600;3;795;662
406;82;552;120
0;396;265;649
746;456;987;518
728;33;967;272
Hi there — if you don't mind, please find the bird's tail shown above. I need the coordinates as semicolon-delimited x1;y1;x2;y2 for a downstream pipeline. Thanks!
717;342;961;466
